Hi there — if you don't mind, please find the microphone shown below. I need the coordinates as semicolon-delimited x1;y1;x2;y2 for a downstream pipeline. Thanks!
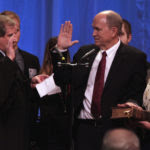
57;62;89;68
52;47;65;61
57;48;97;68
80;48;96;60
56;48;97;69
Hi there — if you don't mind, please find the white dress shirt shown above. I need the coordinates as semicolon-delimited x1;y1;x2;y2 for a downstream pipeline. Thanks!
79;40;121;119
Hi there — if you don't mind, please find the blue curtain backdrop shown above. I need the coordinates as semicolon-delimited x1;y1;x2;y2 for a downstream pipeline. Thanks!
0;0;150;64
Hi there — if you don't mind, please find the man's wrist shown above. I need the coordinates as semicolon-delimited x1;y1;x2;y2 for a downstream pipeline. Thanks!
56;45;65;50
55;44;67;52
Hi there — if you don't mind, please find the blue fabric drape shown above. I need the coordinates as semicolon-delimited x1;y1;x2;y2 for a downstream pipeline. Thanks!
0;0;150;63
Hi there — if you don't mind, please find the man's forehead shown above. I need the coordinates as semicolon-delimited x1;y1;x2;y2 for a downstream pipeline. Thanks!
93;14;107;24
5;25;16;30
5;25;16;33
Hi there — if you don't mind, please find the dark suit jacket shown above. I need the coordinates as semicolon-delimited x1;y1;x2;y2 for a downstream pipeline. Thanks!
71;43;147;119
54;43;147;121
0;53;32;150
18;49;41;123
18;48;40;79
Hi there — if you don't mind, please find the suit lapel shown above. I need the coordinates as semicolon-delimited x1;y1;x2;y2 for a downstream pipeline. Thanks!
0;52;4;59
18;49;29;78
88;49;100;70
104;43;126;90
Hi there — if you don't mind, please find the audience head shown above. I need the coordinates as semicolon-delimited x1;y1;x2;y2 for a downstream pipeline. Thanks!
40;37;70;75
1;11;21;50
101;128;140;150
92;10;122;50
120;19;132;45
0;15;16;52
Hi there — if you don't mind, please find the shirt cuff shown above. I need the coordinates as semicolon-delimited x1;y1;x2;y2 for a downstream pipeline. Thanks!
54;44;67;52
36;74;61;98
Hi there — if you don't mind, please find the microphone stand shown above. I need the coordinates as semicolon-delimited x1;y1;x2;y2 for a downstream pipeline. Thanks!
57;61;89;113
54;47;90;113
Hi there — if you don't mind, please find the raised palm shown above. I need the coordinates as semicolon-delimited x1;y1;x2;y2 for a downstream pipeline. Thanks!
57;21;79;50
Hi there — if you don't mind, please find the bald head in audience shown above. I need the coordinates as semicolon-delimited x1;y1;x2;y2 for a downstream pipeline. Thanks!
101;128;140;150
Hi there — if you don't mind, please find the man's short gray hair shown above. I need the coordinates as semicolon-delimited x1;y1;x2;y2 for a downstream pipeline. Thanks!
0;15;15;37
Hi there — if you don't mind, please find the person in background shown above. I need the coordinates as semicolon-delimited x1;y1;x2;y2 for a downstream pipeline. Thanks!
119;18;150;150
34;37;72;150
101;128;140;150
120;19;132;45
0;14;32;150
119;18;150;81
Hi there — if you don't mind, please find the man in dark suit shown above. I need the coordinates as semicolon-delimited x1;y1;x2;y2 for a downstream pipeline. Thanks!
0;14;32;150
0;11;40;149
33;10;147;150
0;11;40;79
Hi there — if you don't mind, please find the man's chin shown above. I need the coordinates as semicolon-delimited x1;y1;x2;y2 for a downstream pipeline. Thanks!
94;42;100;47
13;45;18;50
13;43;17;47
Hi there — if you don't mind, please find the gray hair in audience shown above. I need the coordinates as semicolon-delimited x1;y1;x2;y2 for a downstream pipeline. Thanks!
101;128;140;150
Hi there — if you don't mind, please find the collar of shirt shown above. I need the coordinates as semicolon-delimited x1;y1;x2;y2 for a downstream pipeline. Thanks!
101;39;121;57
94;39;121;81
55;44;67;52
0;50;6;56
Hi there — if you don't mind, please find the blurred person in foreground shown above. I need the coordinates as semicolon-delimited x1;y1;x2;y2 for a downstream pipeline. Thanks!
101;128;140;150
0;14;32;150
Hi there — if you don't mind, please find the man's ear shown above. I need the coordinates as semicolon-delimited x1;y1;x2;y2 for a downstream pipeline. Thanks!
128;34;132;43
111;27;118;37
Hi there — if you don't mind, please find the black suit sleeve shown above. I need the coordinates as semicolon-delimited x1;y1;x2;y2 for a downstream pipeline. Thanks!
0;56;25;112
53;50;72;85
125;52;147;106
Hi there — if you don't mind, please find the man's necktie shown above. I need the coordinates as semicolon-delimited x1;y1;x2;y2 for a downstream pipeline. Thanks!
15;50;24;73
91;51;107;118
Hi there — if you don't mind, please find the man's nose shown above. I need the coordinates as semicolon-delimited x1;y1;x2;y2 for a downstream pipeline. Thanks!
13;32;17;38
92;30;96;37
13;34;17;41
